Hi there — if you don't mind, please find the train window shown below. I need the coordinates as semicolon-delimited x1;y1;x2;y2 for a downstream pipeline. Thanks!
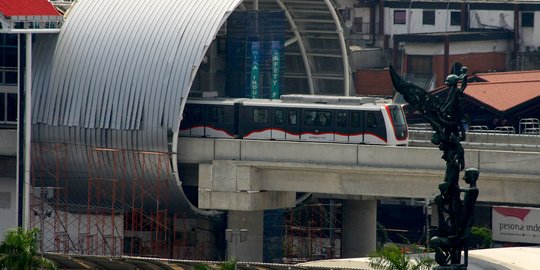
304;111;316;126
390;106;406;127
275;109;284;124
351;112;361;127
305;110;331;126
288;111;297;125
367;112;377;128
337;112;347;127
209;107;224;122
253;108;269;124
189;106;202;122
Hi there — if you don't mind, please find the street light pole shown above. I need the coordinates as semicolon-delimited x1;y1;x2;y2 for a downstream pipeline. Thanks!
22;32;32;230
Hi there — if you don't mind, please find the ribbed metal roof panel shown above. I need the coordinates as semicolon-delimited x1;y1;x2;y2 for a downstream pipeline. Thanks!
465;81;540;112
33;0;241;130
32;0;242;213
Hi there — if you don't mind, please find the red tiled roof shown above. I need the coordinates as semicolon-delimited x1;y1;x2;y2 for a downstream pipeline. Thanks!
0;0;60;17
465;80;540;112
475;70;540;83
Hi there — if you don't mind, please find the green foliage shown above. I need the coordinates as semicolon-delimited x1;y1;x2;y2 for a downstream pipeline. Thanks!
369;244;435;270
194;264;213;270
0;227;57;270
376;222;390;248
219;258;236;270
469;226;493;249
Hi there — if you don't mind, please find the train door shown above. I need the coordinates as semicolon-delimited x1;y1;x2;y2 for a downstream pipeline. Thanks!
363;110;387;144
272;108;286;140
349;111;364;143
205;105;235;138
300;109;334;142
179;104;204;137
284;109;300;140
334;111;349;143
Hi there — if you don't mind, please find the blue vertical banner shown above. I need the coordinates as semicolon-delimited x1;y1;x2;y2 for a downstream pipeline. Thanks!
271;41;281;99
250;41;260;99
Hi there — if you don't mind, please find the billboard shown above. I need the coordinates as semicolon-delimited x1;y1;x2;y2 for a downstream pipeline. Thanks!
492;205;540;244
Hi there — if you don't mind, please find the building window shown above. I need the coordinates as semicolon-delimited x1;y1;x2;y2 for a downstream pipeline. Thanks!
0;92;17;124
450;11;461;26
423;10;435;25
353;17;365;33
522;12;534;27
394;10;406;25
408;55;432;74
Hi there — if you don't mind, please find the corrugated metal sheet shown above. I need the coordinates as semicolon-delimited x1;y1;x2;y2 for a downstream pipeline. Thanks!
32;0;242;213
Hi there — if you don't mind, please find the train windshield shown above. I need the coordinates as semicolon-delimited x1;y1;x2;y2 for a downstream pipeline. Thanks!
389;105;406;127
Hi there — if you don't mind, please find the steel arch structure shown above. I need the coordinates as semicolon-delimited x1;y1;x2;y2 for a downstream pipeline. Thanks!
31;0;350;217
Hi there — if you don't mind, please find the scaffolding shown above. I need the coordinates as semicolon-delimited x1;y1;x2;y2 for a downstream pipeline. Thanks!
283;199;342;263
30;142;70;254
29;142;213;259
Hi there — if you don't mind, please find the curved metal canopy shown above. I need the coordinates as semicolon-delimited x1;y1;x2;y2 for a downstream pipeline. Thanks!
31;0;242;215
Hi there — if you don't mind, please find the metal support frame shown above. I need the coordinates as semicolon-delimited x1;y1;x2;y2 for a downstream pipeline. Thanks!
323;0;351;96
275;0;315;95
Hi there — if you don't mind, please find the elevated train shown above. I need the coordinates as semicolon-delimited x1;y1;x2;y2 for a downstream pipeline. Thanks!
180;95;408;146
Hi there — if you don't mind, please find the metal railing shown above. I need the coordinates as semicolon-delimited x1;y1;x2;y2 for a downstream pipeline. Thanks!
408;126;540;151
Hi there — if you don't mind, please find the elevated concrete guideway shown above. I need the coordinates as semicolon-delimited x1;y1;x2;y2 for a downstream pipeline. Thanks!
178;137;540;209
177;136;540;260
1;129;539;260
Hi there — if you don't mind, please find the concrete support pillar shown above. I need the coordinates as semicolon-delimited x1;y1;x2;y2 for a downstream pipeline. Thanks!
227;210;264;262
341;199;377;258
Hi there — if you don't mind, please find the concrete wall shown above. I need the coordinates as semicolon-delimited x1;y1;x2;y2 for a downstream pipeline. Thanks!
355;68;394;96
0;129;16;156
385;7;461;37
0;177;17;240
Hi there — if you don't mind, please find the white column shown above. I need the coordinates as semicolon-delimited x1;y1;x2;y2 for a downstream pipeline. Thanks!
341;199;377;258
227;210;264;261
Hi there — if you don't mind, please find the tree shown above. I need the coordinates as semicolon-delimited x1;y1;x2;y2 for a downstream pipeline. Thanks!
369;244;435;270
0;227;57;270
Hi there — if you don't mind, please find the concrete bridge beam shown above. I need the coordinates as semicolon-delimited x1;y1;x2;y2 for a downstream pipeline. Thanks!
199;159;540;205
198;161;296;211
